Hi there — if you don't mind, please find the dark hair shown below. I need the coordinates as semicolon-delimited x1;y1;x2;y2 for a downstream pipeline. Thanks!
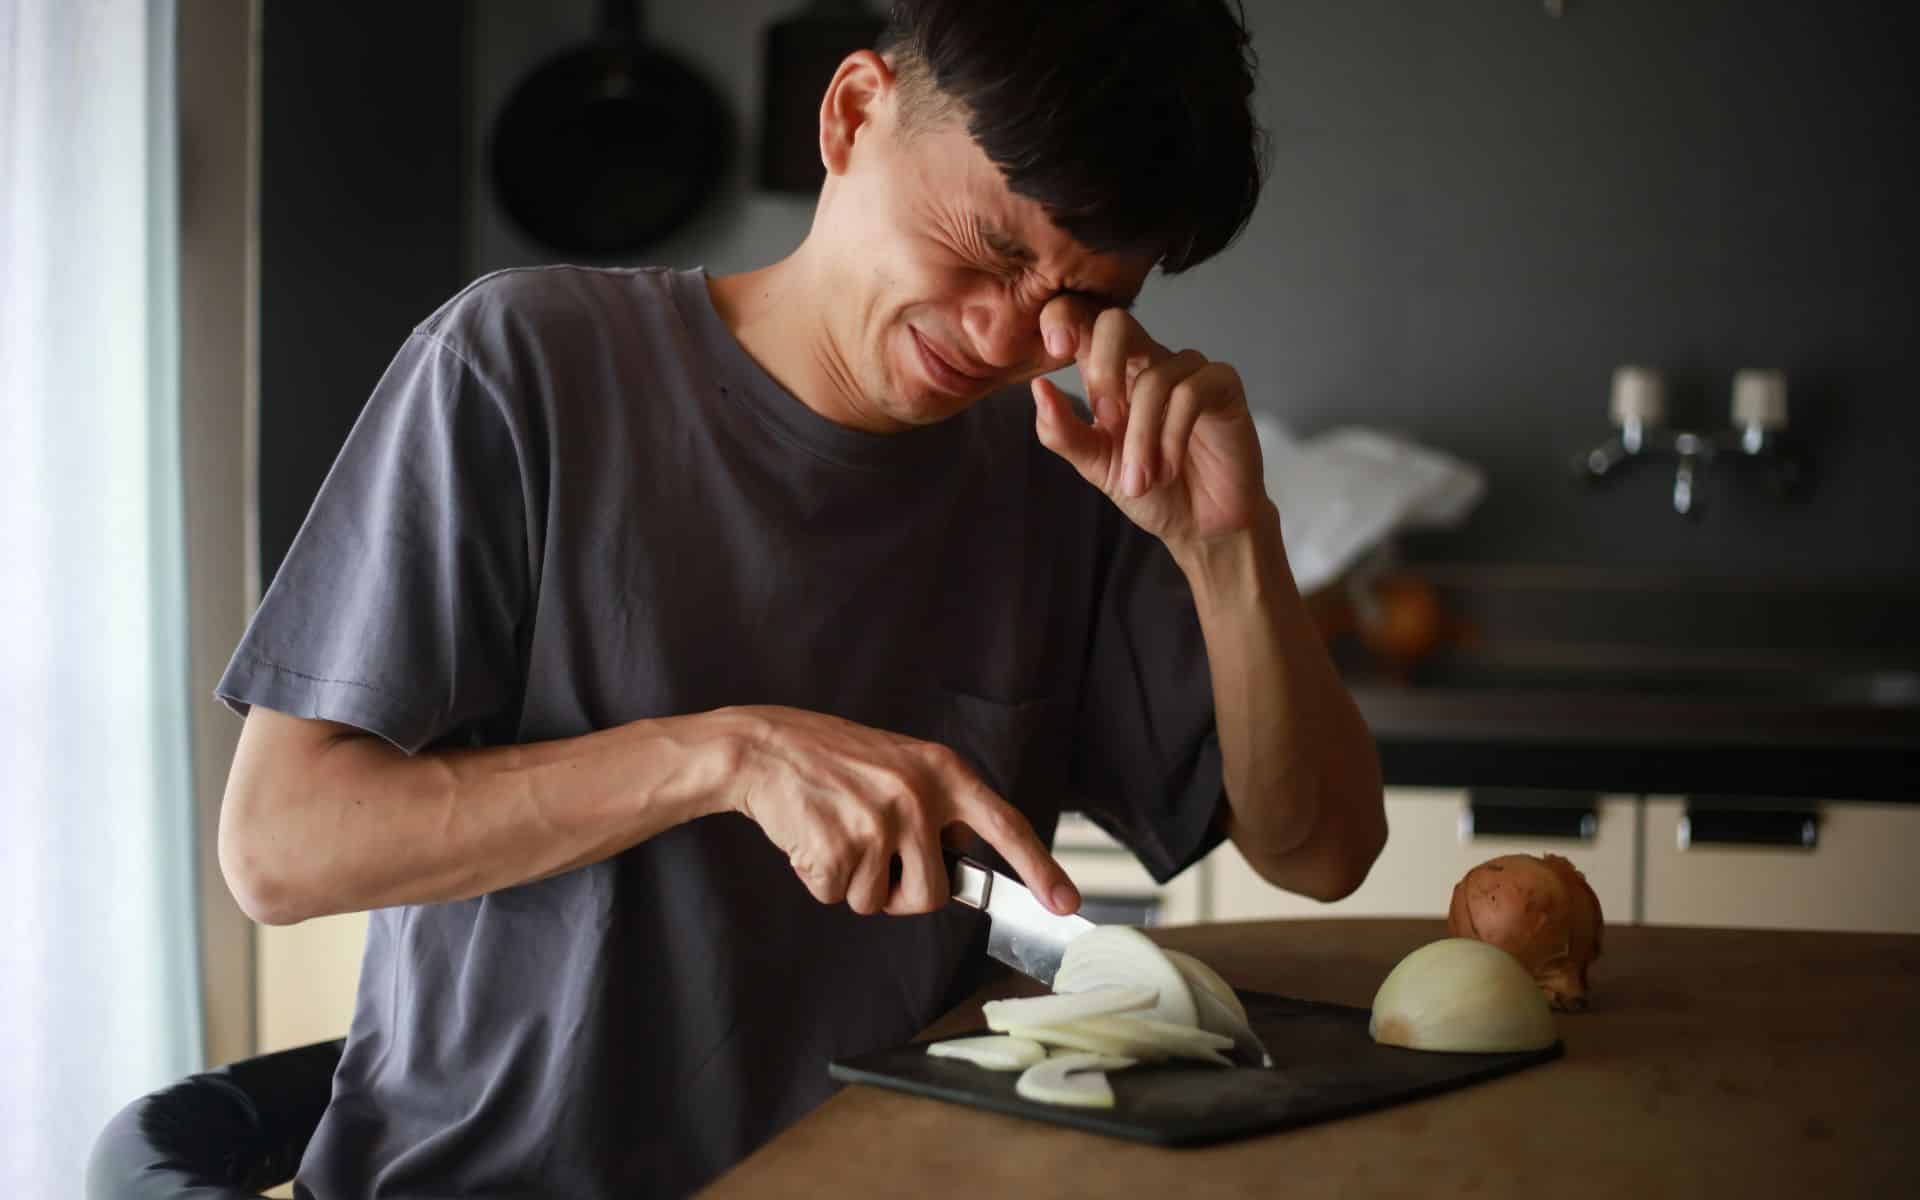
876;0;1266;275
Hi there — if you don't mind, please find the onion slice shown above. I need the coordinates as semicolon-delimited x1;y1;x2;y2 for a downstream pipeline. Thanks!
1053;927;1198;1028
925;1035;1048;1071
1164;948;1269;1067
1014;1052;1137;1109
982;985;1156;1033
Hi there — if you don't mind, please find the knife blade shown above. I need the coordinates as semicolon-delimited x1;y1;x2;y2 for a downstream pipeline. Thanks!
944;848;1094;988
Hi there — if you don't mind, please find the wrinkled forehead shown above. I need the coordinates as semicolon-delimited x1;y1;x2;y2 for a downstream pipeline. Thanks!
902;117;1155;304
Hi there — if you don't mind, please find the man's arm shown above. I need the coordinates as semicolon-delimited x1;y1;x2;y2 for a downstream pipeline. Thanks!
1030;301;1386;902
1170;499;1386;901
220;705;1078;926
220;708;735;925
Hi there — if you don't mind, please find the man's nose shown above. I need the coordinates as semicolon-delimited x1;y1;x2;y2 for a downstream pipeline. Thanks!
960;292;1042;370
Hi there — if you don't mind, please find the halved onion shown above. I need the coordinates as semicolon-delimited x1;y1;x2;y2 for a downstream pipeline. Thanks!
1370;937;1557;1053
925;1035;1048;1071
1014;1052;1137;1109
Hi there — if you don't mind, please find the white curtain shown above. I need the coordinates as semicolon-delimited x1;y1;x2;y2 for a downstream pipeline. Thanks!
0;0;203;1192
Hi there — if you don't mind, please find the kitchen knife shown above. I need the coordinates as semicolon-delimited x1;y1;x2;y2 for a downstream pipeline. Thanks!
943;848;1094;988
943;847;1277;1068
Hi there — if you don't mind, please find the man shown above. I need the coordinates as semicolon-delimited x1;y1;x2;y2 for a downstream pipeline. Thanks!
217;1;1385;1194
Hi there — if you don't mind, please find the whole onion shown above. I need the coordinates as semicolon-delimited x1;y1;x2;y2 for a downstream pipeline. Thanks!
1447;853;1603;1011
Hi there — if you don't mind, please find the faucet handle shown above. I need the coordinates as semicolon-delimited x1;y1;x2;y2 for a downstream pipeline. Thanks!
1732;369;1789;432
1609;365;1667;428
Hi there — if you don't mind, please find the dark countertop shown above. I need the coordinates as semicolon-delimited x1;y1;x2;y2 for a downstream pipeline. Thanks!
1326;567;1920;800
1350;680;1920;800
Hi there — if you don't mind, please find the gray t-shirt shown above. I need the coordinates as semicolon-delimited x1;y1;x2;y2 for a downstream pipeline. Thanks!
218;265;1226;1197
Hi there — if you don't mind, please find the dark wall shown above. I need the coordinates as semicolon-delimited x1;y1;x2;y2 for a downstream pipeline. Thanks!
1133;0;1918;574
265;1;1918;582
258;1;469;585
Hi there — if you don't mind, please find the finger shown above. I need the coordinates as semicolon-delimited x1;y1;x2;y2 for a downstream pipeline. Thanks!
845;846;891;916
1160;360;1238;483
789;844;851;906
1079;309;1168;432
1077;309;1141;434
1122;349;1207;496
1032;376;1113;490
1037;293;1100;371
954;786;1080;916
884;835;945;916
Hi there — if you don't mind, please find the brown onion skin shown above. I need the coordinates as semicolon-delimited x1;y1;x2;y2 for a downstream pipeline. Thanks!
1447;853;1603;1011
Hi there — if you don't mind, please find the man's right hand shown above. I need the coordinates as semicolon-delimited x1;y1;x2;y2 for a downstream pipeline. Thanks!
718;705;1080;919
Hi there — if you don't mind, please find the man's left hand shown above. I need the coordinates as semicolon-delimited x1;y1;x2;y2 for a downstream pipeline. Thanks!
1030;297;1267;552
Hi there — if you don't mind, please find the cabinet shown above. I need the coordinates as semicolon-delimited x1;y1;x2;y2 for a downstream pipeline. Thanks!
1207;788;1639;924
1054;814;1207;925
1640;798;1920;934
256;911;368;1054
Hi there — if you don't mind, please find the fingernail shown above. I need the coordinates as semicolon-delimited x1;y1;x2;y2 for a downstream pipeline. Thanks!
1122;463;1143;497
1052;883;1080;913
1044;326;1068;357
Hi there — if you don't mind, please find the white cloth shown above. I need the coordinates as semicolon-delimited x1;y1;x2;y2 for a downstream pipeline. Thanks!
1255;413;1486;594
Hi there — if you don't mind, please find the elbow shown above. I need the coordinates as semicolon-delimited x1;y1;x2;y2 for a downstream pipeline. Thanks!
218;787;316;927
1250;778;1387;904
1312;801;1387;903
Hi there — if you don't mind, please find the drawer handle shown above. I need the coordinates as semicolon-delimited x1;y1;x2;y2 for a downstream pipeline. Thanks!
1459;797;1598;842
1677;807;1819;851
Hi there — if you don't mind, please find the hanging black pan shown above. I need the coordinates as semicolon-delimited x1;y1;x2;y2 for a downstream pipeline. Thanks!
490;0;732;257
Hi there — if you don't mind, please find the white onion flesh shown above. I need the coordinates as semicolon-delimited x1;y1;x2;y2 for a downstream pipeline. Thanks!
925;1035;1048;1071
1053;927;1198;1028
1002;1022;1136;1059
1370;937;1557;1053
1163;948;1267;1066
982;985;1156;1033
1014;1053;1137;1109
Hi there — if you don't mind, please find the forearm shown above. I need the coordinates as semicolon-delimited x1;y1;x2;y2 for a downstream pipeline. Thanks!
1170;500;1386;901
220;707;746;924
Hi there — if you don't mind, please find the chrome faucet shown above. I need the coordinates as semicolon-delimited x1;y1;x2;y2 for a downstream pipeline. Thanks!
1574;367;1808;517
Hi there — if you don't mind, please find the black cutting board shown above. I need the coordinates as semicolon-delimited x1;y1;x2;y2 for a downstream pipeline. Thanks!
828;989;1562;1147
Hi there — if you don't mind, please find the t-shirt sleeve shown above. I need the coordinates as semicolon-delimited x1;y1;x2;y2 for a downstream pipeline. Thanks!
216;331;531;754
1070;513;1229;884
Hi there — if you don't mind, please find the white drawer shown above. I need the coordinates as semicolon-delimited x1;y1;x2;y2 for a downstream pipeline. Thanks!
1641;798;1920;933
1209;788;1638;924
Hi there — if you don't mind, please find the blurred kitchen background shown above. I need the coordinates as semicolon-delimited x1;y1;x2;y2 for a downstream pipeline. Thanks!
4;1;1916;1192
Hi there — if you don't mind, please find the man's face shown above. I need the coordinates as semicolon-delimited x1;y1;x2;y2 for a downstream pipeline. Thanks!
818;100;1156;432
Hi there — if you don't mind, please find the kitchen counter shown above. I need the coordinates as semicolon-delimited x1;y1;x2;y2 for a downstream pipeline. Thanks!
1349;680;1920;800
703;919;1919;1197
1328;568;1920;800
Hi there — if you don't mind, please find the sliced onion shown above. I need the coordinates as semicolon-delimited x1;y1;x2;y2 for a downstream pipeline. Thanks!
1070;1015;1233;1066
982;985;1156;1033
925;1035;1048;1071
1053;927;1197;1028
1014;1052;1137;1109
1003;1016;1232;1065
1164;948;1268;1067
1164;948;1249;1027
1001;1022;1137;1059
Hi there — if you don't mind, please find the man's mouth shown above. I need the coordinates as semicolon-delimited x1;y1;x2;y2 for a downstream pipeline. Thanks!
910;327;992;396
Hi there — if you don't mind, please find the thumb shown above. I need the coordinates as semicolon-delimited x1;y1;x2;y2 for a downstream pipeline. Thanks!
1032;376;1113;489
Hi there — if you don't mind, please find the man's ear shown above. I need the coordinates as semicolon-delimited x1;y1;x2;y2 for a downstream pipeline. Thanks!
819;50;894;177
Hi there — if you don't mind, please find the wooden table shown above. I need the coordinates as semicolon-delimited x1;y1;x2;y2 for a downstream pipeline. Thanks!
703;919;1920;1197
